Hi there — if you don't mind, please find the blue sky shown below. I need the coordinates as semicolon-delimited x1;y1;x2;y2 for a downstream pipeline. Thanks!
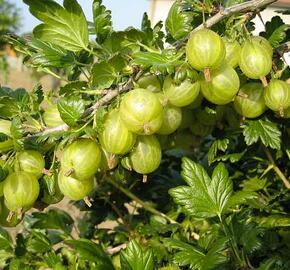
11;0;150;34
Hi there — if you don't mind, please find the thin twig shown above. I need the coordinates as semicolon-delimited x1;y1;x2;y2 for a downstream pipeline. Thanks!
173;0;277;48
81;79;134;118
30;71;143;137
106;243;127;255
263;147;290;189
107;178;178;224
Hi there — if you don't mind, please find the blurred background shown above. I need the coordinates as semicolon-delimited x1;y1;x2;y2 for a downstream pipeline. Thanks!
1;0;290;90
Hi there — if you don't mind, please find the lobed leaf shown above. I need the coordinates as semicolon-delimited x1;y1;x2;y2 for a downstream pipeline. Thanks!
24;0;89;52
120;240;154;270
169;158;232;218
57;97;85;126
165;1;193;40
243;119;281;150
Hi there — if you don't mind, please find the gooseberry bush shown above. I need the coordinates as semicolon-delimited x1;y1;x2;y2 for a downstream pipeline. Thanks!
1;0;290;269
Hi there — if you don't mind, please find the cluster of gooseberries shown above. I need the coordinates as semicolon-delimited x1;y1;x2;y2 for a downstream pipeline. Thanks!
0;28;289;226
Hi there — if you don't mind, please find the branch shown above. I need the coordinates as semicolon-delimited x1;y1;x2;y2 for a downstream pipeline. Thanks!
276;41;290;56
81;78;134;118
263;147;290;189
30;71;143;138
196;0;277;31
106;178;178;225
173;0;278;47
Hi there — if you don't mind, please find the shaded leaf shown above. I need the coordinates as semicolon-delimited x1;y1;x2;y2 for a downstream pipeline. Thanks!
225;191;258;209
241;177;267;191
29;39;74;68
91;55;126;88
254;215;290;228
59;81;88;96
26;230;51;253
0;227;13;252
243;119;281;149
132;50;184;73
208;139;229;165
66;238;114;269
261;16;289;48
10;117;23;139
31;208;73;234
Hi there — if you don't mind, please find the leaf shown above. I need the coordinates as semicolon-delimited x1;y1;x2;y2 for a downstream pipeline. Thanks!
243;119;281;150
0;227;13;252
93;0;113;43
57;97;85;126
132;50;184;73
208;139;229;165
101;28;144;57
261;16;289;48
10;117;23;139
26;230;51;253
59;81;88;96
120;240;154;270
257;258;280;270
29;39;74;68
164;237;228;270
165;1;193;40
214;152;245;164
225;191;258;209
254;215;290;228
24;0;89;52
169;158;233;218
31;208;73;234
268;24;290;48
91;55;126;88
66;238;114;269
141;13;164;49
241;177;267;191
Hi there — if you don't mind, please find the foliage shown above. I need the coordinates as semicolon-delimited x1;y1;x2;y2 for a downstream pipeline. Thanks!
1;0;290;269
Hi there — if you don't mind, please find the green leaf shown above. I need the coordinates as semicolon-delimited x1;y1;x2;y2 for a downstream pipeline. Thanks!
165;1;193;40
66;238;114;269
214;152;245;164
132;49;184;73
24;0;89;52
31;208;73;234
91;55;126;88
26;230;51;253
243;119;281;150
141;13;164;49
29;39;75;68
169;158;233;218
241;177;267;191
59;81;88;96
10;117;23;139
57;97;85;126
120;240;154;270
268;24;290;48
254;215;290;228
257;258;280;270
0;227;13;252
225;191;258;209
208;139;229;165
93;0;113;43
261;16;289;48
164;237;228;270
